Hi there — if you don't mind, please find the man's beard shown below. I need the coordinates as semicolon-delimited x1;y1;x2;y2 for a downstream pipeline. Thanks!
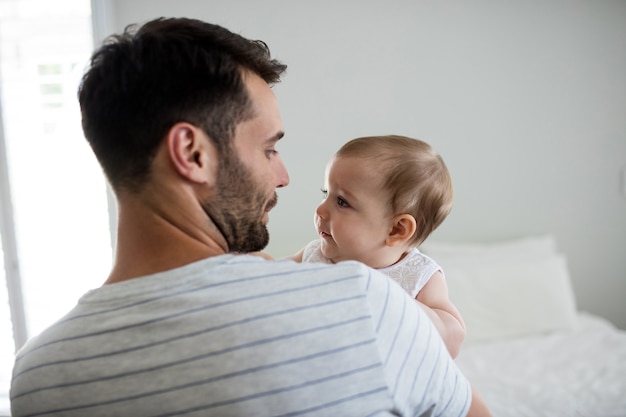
202;151;276;253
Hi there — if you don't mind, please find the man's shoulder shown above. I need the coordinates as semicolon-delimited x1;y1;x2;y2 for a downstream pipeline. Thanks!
279;257;390;286
227;256;397;306
236;254;371;275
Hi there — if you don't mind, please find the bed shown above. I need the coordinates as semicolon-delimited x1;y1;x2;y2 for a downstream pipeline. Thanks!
420;235;626;417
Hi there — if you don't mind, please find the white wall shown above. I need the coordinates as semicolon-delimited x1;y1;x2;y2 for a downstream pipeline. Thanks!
101;0;626;329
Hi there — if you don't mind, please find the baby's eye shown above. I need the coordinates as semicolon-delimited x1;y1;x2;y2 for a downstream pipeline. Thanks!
320;188;328;199
337;197;350;208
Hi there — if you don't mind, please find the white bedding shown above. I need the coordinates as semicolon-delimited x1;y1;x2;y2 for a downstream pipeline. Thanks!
456;312;626;417
421;235;626;417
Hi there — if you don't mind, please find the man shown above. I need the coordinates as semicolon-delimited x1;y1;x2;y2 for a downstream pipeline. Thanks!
10;17;490;416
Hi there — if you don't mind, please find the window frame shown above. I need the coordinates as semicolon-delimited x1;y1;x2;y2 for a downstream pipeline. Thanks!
0;96;28;353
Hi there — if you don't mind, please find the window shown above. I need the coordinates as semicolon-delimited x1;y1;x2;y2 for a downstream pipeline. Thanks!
0;0;112;412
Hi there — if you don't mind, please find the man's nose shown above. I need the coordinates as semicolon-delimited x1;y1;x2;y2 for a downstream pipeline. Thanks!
276;158;289;188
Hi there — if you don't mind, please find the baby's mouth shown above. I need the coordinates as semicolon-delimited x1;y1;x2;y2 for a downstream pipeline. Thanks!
320;231;332;238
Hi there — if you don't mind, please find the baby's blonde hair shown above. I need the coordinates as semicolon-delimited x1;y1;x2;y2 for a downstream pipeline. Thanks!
335;135;453;246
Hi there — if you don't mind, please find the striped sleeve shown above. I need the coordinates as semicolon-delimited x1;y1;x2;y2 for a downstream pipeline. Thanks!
364;266;471;417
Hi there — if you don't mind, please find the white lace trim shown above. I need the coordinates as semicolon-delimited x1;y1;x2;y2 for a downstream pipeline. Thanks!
302;241;441;298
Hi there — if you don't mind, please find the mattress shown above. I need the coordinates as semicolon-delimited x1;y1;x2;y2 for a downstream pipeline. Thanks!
456;312;626;417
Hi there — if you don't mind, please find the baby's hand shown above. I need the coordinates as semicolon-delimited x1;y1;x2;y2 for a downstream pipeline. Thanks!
249;251;274;260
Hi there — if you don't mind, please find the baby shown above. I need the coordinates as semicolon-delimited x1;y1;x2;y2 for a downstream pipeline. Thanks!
291;135;466;358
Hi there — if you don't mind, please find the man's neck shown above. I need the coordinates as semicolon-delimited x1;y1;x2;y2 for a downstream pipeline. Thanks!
104;195;227;285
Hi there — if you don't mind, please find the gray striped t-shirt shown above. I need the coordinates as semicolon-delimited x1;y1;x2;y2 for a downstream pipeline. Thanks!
11;254;470;417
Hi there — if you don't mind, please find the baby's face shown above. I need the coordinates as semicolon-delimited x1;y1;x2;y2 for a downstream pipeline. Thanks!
314;156;395;268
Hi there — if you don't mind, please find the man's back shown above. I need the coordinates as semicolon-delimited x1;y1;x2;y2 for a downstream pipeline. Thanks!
11;255;470;416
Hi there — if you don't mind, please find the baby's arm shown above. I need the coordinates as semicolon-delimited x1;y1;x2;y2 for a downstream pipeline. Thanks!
248;251;274;260
249;248;305;262
289;248;304;262
416;270;466;358
417;271;491;414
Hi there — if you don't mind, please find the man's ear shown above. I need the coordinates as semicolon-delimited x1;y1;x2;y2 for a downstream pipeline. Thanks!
166;122;215;184
386;214;417;247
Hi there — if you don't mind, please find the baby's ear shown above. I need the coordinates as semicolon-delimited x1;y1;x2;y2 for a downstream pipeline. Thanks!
386;214;416;247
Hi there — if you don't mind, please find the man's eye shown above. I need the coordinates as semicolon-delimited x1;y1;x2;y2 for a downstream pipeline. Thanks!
337;197;350;208
265;149;278;158
320;188;328;199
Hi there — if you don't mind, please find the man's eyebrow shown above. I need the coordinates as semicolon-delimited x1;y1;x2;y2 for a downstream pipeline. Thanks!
266;131;285;143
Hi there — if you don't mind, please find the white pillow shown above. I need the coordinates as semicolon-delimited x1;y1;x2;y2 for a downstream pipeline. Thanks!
421;236;578;344
421;234;557;261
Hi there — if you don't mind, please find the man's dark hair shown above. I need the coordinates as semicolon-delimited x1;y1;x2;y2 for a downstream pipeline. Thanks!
78;17;287;192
